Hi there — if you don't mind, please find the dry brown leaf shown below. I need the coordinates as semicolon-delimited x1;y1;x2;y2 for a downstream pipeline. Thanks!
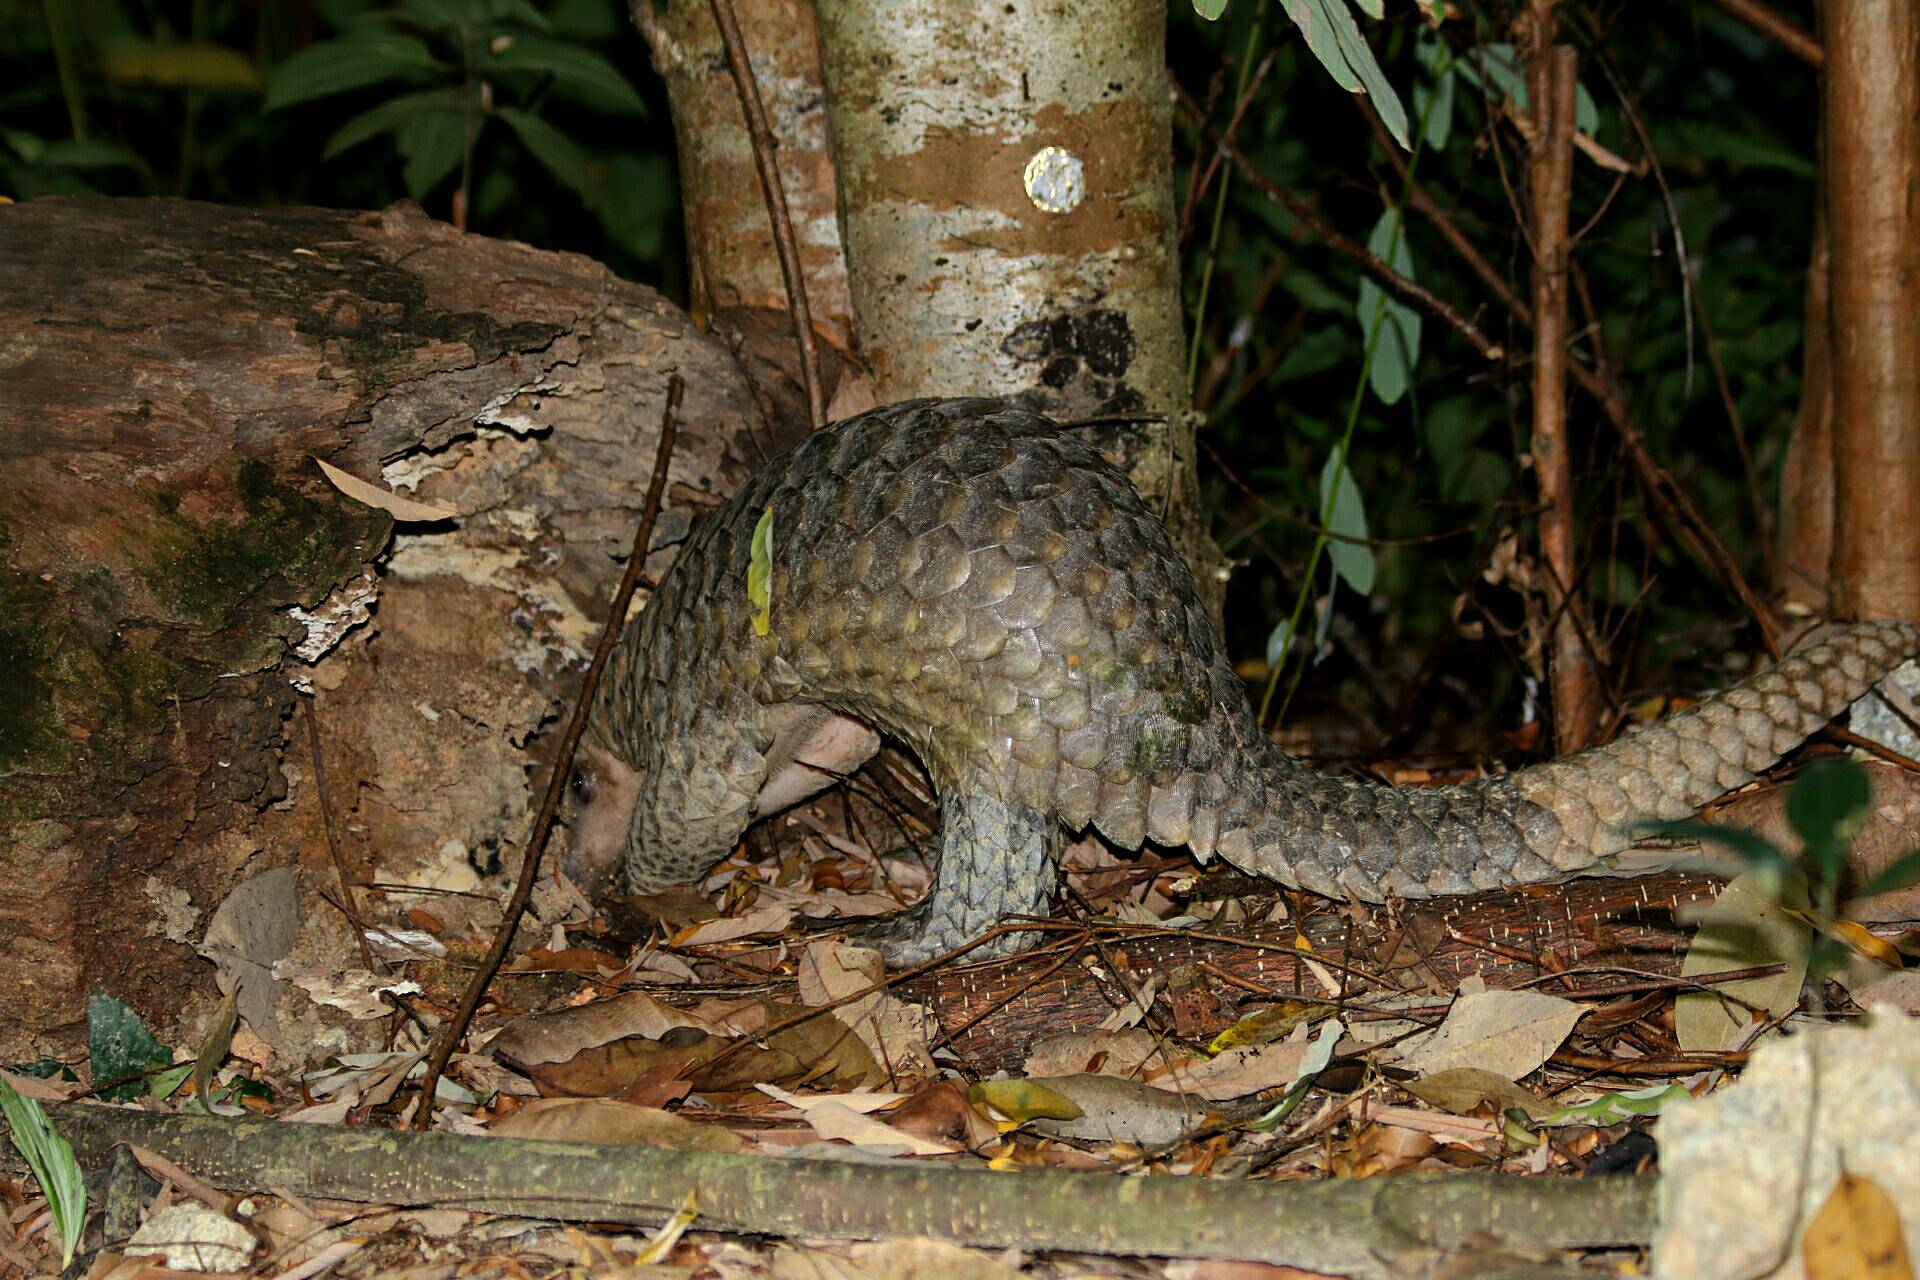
490;990;719;1068
490;1097;747;1153
674;904;793;946
314;456;456;521
1146;1036;1317;1101
1402;1066;1555;1119
798;1100;959;1156
885;1081;999;1149
1676;872;1812;1052
1022;1027;1171;1078
1396;989;1582;1079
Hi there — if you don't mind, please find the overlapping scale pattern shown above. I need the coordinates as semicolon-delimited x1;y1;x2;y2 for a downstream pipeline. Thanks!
587;398;1920;955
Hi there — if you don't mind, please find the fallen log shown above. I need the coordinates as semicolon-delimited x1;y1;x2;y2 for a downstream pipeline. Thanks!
45;1104;1653;1277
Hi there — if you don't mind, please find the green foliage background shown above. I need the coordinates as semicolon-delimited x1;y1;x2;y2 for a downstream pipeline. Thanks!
0;0;1827;746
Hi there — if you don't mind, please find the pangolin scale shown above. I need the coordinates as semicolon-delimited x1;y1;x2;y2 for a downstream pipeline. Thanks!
569;398;1919;964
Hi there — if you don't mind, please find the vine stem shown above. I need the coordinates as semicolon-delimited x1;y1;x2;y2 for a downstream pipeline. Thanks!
708;0;827;429
414;377;683;1125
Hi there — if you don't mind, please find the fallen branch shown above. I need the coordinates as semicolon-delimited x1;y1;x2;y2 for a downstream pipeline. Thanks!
45;1106;1654;1275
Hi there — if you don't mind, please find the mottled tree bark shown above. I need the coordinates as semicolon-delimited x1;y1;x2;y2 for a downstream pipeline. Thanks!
1824;0;1920;620
814;0;1229;612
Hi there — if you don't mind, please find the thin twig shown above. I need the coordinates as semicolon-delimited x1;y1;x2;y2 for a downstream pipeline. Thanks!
414;377;683;1125
1366;89;1777;651
1170;75;1506;365
1710;0;1823;68
708;0;827;430
304;696;378;976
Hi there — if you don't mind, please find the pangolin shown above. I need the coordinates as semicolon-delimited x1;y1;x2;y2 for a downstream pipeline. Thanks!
567;397;1918;965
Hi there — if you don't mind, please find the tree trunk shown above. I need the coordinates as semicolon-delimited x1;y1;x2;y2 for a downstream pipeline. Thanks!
814;0;1230;612
1776;156;1834;613
0;196;755;1063
632;0;858;441
1824;0;1920;621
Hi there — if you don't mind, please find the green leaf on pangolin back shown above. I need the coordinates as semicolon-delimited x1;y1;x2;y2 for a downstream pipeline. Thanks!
748;504;775;637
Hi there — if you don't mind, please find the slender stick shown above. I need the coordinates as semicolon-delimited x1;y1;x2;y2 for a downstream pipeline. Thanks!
1171;77;1505;365
1527;35;1598;753
304;696;377;976
708;0;827;430
1360;90;1778;651
1711;0;1824;68
414;378;683;1125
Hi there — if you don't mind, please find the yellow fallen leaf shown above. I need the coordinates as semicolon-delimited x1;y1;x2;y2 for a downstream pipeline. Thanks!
1803;1172;1913;1280
967;1079;1083;1124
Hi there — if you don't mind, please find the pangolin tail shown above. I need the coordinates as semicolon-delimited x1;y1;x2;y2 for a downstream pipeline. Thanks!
1203;620;1919;901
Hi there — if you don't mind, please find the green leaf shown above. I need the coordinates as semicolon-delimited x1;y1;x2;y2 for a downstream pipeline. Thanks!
594;152;678;263
1318;452;1374;595
0;1081;86;1268
396;0;493;30
494;106;599;206
263;33;447;111
1271;326;1347;383
101;41;266;93
7;135;136;170
1315;0;1410;149
485;0;556;32
0;128;44;161
748;504;775;636
1192;0;1229;19
1412;30;1455;151
481;33;647;116
1356;205;1420;405
1675;871;1812;1052
1278;0;1358;92
1350;0;1382;16
323;87;471;159
395;109;468;198
1535;1082;1691;1127
1662;120;1817;178
1787;756;1871;887
1857;848;1920;900
87;992;173;1102
1265;617;1293;669
1457;44;1599;136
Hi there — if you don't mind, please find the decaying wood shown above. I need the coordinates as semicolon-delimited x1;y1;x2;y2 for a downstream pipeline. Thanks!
0;195;757;1063
46;1105;1655;1276
905;872;1724;1071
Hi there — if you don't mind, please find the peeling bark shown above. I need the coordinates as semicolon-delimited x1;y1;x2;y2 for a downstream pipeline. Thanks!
0;197;756;1061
